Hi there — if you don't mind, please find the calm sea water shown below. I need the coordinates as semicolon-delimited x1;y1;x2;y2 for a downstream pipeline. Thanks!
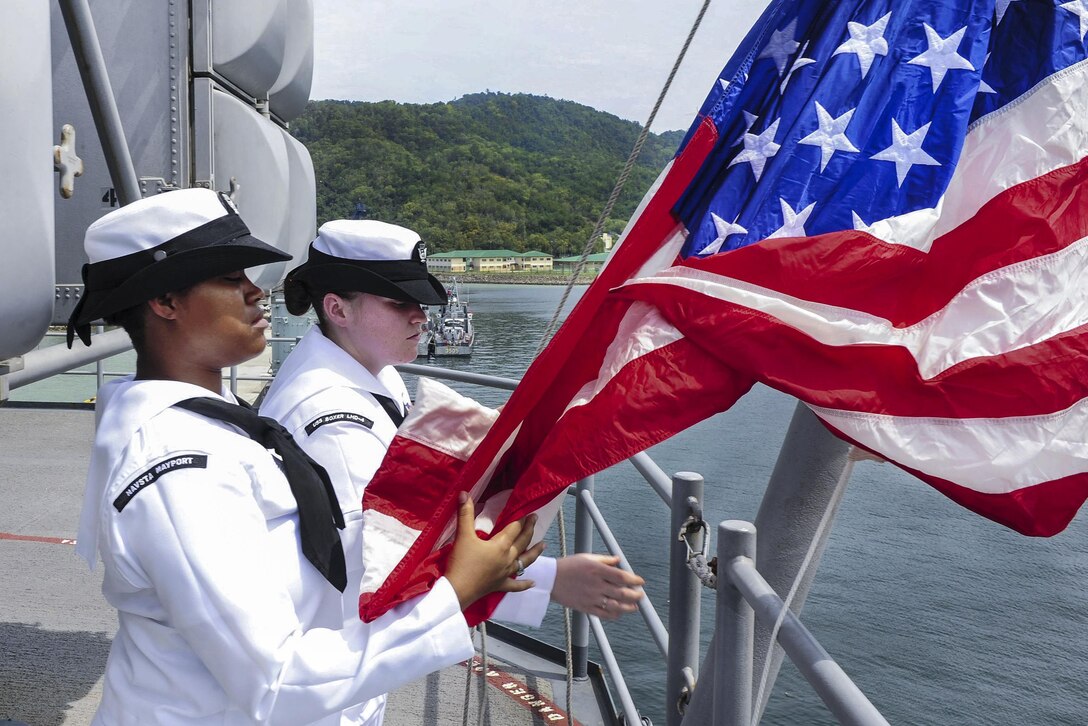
18;284;1088;725
410;284;1088;726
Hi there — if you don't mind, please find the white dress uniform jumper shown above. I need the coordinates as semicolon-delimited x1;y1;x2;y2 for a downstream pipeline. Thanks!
80;378;473;725
70;190;474;724
260;326;556;726
260;219;555;725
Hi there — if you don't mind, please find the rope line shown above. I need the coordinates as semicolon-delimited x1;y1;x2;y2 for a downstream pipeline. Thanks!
479;622;491;724
535;0;714;355
461;627;475;726
558;505;574;725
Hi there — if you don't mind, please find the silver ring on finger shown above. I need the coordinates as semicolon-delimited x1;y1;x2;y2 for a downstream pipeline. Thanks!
515;558;526;577
600;596;609;611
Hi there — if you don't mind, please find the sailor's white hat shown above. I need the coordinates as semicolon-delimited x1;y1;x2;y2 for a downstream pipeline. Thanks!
284;219;447;315
66;188;289;346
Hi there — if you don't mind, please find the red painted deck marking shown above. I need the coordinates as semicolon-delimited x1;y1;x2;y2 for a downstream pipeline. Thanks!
0;532;76;545
460;656;584;725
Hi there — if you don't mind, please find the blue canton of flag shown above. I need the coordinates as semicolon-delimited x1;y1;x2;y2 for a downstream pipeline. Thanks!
677;0;1088;258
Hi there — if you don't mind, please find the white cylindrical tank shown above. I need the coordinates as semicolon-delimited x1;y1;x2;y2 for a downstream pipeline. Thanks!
210;0;286;100
1;2;56;359
269;0;314;122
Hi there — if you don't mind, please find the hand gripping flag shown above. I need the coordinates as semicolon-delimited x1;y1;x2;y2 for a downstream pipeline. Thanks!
360;0;1088;623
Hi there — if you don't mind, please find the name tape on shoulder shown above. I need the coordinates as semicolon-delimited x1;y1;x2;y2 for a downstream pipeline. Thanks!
114;454;208;512
304;411;374;436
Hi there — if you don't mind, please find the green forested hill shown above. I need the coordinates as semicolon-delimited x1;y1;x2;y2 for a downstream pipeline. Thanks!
292;93;686;256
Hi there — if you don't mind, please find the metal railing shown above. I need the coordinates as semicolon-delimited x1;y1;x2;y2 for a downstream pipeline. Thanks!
388;364;890;726
2;332;304;399
710;521;890;726
4;332;890;726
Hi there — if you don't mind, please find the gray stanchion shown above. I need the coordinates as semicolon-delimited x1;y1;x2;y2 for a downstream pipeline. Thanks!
751;403;854;720
715;521;756;726
571;475;595;679
667;472;704;726
684;404;853;726
58;0;142;205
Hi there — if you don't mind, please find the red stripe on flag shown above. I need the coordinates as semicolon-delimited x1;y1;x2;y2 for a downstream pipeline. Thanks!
679;158;1088;325
617;283;1088;418
502;335;751;517
365;436;469;530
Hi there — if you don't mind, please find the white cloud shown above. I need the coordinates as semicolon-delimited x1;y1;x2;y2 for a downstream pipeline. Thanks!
311;0;772;131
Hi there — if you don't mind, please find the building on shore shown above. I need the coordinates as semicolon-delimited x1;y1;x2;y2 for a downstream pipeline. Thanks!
427;249;555;273
554;252;610;274
515;251;553;271
426;250;468;273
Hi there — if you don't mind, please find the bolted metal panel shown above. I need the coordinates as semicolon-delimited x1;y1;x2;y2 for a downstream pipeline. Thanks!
50;0;191;287
0;2;55;358
28;0;314;338
49;0;315;302
53;285;85;324
269;293;313;375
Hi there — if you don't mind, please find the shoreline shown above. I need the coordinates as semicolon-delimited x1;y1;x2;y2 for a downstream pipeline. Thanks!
433;272;594;285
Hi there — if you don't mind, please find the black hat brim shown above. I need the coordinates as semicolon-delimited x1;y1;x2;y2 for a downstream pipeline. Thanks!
73;235;290;327
285;262;448;316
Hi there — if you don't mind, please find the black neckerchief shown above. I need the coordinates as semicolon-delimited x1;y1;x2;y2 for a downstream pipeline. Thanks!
174;396;347;592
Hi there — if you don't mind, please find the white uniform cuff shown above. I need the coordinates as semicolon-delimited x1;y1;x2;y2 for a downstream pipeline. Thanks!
489;555;556;628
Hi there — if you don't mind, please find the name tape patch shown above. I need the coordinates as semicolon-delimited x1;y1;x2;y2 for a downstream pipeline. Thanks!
113;454;208;512
305;412;374;436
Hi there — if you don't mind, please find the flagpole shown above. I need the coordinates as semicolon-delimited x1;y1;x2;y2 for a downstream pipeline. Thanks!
749;403;855;720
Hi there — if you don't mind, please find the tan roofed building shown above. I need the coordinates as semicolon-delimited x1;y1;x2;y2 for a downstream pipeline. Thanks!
516;251;553;271
426;251;467;273
554;252;610;273
429;250;519;272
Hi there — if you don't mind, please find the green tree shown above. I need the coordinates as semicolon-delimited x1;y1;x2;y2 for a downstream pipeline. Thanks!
293;93;685;253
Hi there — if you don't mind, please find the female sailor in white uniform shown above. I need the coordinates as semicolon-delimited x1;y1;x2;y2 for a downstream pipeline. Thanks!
69;189;542;725
260;219;646;725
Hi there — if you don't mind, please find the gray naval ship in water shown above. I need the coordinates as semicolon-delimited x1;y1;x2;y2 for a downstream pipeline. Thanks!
0;3;940;725
418;282;476;359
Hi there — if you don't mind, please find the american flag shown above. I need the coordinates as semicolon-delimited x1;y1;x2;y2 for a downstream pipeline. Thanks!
360;0;1088;623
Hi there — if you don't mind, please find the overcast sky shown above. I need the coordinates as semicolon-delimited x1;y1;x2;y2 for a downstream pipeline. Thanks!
311;0;773;132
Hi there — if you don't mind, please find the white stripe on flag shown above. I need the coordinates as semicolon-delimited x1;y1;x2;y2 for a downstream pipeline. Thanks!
810;401;1088;493
629;234;1088;379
